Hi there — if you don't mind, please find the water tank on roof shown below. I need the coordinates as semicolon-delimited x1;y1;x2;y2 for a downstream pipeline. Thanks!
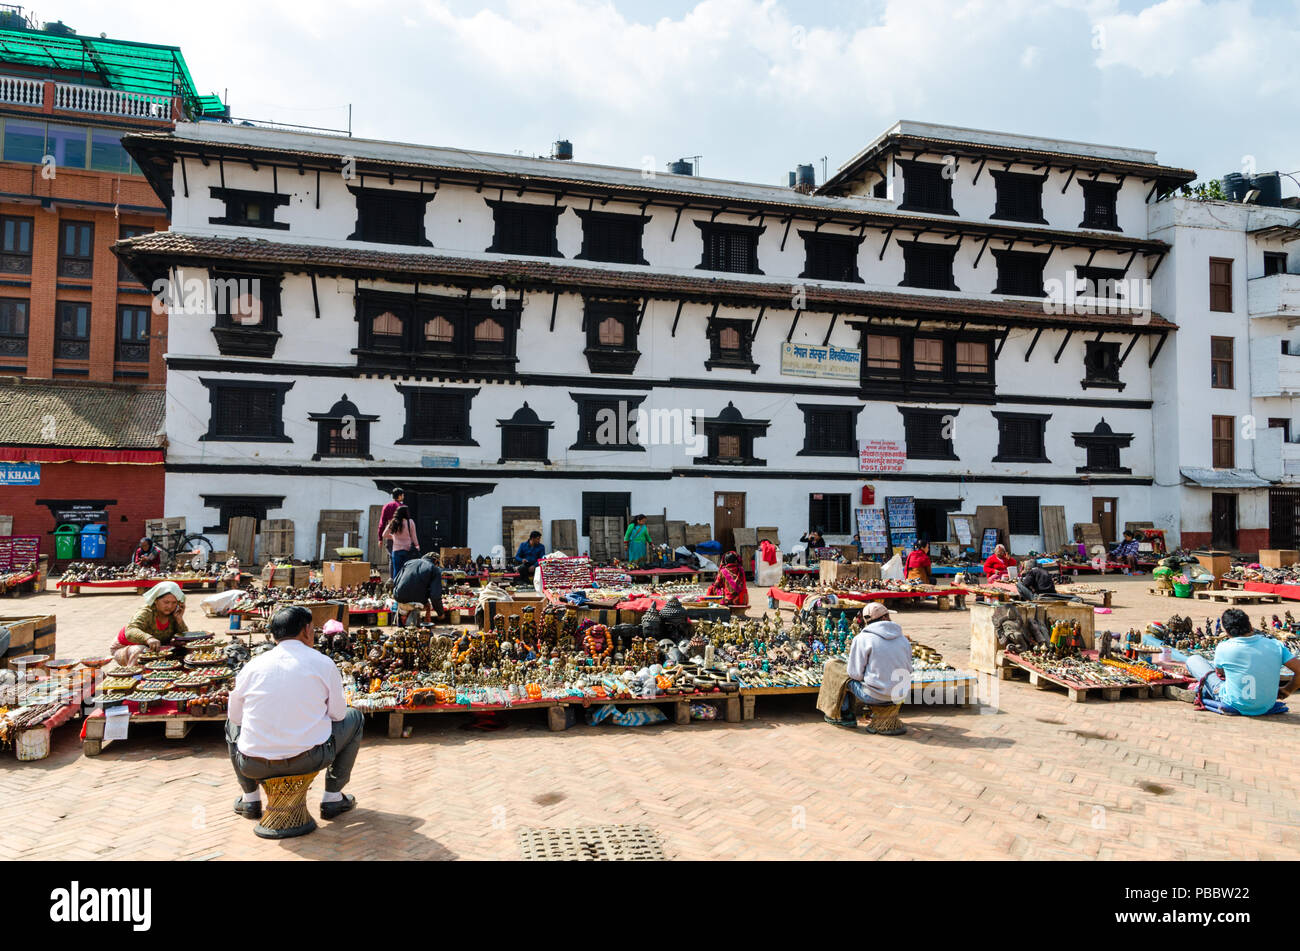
1251;172;1283;207
668;159;694;176
553;140;573;161
1222;172;1248;202
42;19;75;35
795;164;816;188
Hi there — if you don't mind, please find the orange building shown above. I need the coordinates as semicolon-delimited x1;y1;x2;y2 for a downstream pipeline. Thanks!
0;15;221;563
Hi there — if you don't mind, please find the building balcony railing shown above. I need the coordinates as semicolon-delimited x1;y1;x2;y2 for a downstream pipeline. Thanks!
0;74;175;120
1251;336;1300;398
1248;272;1300;324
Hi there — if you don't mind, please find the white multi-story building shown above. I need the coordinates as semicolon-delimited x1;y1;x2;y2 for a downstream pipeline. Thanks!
1150;192;1300;553
115;119;1194;559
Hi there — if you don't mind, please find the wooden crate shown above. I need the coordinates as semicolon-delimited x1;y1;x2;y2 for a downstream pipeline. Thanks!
322;560;372;588
551;520;578;555
478;595;548;630
1;613;57;667
755;526;780;546
1260;549;1299;569
684;523;712;546
366;504;385;565
438;547;472;569
260;518;295;560
261;563;309;588
1074;522;1105;553
645;514;668;546
819;561;857;585
509;519;543;556
968;600;1095;676
666;520;686;550
294;600;346;629
1193;550;1232;585
589;516;623;563
501;506;541;552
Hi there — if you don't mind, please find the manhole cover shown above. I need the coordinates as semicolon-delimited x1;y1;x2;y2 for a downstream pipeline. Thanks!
517;824;665;861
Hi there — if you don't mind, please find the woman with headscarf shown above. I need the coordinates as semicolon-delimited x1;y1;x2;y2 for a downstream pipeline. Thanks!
132;536;162;571
108;581;189;666
904;539;932;584
983;544;1016;581
623;514;652;567
707;551;750;607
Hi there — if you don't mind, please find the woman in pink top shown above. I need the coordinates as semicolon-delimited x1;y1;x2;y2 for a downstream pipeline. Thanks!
382;505;419;581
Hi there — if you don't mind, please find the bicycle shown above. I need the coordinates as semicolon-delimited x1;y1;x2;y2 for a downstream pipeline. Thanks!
149;525;216;572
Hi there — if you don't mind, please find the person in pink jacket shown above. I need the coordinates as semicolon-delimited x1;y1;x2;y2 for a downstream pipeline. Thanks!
381;505;419;581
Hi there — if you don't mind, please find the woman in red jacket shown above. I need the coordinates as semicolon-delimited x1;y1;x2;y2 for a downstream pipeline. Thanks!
983;544;1016;581
904;541;932;584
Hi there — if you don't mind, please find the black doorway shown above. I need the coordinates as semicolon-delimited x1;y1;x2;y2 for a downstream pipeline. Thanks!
1270;488;1300;550
374;481;495;549
1211;493;1238;550
914;498;961;544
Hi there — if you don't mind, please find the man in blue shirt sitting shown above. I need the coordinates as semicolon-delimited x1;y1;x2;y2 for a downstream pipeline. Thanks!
1185;608;1300;716
515;531;545;584
1109;531;1141;573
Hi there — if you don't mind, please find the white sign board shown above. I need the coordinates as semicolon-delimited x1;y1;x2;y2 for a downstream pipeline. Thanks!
858;439;906;473
780;342;861;381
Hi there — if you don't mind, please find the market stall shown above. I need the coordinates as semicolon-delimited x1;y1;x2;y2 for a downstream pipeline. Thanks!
2;655;97;760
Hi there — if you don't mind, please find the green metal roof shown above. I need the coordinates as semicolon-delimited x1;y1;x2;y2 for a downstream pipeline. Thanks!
0;26;225;117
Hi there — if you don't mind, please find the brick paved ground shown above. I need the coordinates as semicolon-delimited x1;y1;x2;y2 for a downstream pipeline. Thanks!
4;577;1299;860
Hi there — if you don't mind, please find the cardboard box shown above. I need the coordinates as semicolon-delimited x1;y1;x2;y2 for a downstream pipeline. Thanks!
261;563;309;589
292;601;346;630
1260;549;1299;569
478;595;547;631
1193;550;1232;587
322;561;372;589
439;547;473;568
1;613;57;667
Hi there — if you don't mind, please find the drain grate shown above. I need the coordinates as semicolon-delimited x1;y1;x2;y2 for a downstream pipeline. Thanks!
518;824;665;861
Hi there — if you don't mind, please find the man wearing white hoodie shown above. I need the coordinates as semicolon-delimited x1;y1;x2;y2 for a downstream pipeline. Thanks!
837;601;913;733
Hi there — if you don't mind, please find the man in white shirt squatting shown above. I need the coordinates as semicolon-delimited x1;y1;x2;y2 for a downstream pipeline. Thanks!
226;605;364;821
835;601;913;734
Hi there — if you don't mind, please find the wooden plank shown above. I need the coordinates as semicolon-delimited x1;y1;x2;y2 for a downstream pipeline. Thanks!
551;519;578;555
1041;505;1069;553
666;520;686;549
645;514;668;546
501;506;540;552
733;527;757;549
684;523;711;546
755;526;780;546
1193;589;1280;604
316;509;362;559
259;518;295;560
509;518;544;556
227;516;257;566
366;504;385;565
975;506;1009;547
1074;522;1105;554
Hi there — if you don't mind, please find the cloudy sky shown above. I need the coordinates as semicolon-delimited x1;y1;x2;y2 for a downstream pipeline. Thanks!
44;0;1300;193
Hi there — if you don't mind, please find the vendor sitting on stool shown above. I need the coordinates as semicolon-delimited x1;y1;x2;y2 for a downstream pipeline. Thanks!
1184;608;1300;716
108;580;188;667
132;536;162;571
983;544;1016;581
393;552;445;625
904;540;932;583
228;605;364;821
515;531;545;583
1109;531;1141;573
707;551;749;607
829;602;912;732
1016;559;1059;599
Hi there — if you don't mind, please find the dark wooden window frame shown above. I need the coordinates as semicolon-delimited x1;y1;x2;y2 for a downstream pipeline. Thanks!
899;406;959;461
201;494;285;534
0;214;33;274
1072;419;1133;474
797;403;864;458
990;170;1048;224
859;327;996;401
57;219;94;279
1209;257;1233;313
705;317;759;372
899;240;960;291
347;186;434;247
992;249;1048;297
1082;339;1124;390
1210;335;1234;389
54;300;90;359
570;393;647;452
695;221;764;275
808;493;853;535
308;396;378;461
486;199;564;257
992;411;1051;464
1264;251;1288;277
1079;179;1122;232
799;230;865;282
209;186;290;230
0;297;28;358
394;385;479;447
498;403;555;464
1212;414;1235;469
574;209;649;265
1003;495;1041;535
583;297;641;374
115;304;151;363
693;402;770;466
209;270;283;358
117;224;150;282
582;491;631;536
355;289;521;375
199;379;294;443
897;160;957;215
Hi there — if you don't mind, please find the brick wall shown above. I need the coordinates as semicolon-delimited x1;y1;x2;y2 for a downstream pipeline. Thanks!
0;460;164;563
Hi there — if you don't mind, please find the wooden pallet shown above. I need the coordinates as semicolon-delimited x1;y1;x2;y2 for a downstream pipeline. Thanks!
738;677;978;720
1000;652;1181;702
1193;589;1280;605
83;709;227;756
1149;586;1178;598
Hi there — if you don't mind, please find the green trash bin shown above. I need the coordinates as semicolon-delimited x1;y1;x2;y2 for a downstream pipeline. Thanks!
54;524;81;560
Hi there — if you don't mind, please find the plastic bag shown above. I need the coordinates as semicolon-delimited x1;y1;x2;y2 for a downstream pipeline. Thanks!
880;554;904;580
754;548;784;587
201;589;248;617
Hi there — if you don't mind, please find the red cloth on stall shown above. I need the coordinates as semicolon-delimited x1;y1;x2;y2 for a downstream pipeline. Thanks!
759;540;778;565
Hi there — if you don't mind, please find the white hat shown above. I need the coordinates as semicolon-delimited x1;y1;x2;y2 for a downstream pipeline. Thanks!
863;601;889;621
143;580;185;605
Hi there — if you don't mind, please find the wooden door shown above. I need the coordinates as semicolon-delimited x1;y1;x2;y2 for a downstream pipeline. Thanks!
1091;498;1117;544
713;492;745;552
1212;493;1238;550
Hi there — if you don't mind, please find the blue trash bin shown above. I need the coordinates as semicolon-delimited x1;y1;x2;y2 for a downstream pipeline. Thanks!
79;523;108;559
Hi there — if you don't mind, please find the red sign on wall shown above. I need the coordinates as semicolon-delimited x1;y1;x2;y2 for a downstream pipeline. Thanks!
858;440;906;473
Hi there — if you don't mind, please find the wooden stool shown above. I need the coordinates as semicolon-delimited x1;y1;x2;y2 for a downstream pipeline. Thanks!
254;772;319;839
864;703;905;736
